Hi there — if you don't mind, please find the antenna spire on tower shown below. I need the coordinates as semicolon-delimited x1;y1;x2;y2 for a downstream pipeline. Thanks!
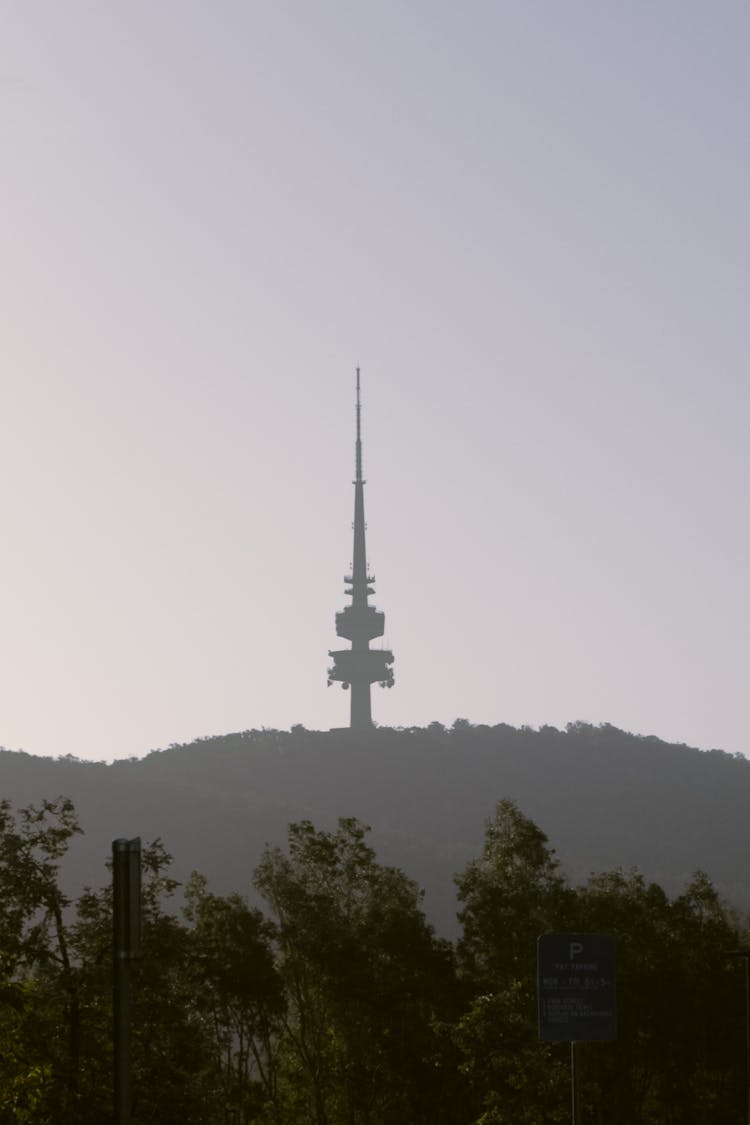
355;366;362;483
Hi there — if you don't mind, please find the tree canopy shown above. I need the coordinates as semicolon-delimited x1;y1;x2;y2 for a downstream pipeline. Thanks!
0;794;747;1123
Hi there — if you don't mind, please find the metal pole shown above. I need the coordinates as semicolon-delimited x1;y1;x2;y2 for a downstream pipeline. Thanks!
745;954;750;1125
571;1040;579;1125
726;950;750;1124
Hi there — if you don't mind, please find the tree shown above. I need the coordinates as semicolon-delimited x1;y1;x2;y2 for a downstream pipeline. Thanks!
454;985;568;1125
0;797;82;1122
183;872;284;1123
572;866;747;1123
454;800;572;1122
254;817;462;1124
456;799;572;990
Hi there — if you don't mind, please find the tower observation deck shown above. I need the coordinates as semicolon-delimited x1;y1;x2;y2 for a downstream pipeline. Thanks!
328;369;394;729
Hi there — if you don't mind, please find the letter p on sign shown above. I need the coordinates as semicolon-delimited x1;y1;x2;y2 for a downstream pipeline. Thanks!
569;941;584;960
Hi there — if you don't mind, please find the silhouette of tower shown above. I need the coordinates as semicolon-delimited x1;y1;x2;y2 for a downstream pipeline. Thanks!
328;369;394;729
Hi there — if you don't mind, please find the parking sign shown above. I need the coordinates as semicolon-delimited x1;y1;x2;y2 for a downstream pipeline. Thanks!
538;932;616;1042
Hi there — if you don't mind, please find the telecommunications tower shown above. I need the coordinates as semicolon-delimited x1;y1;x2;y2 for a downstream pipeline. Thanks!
328;369;394;729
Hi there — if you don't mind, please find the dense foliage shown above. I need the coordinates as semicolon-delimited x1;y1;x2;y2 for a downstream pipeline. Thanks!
0;794;747;1123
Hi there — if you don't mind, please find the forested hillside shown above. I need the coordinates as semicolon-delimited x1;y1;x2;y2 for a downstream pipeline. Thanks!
0;721;748;934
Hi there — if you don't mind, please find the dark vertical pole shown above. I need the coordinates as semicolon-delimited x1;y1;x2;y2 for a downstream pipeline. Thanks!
726;949;750;1125
571;1041;579;1125
745;954;750;1125
113;838;141;1125
113;839;131;1125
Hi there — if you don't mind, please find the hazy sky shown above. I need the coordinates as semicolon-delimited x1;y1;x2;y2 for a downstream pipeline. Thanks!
1;3;748;761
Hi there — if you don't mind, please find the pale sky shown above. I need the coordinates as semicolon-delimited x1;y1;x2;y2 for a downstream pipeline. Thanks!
1;2;748;761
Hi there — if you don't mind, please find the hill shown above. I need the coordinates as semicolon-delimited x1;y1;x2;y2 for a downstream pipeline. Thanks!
1;721;747;933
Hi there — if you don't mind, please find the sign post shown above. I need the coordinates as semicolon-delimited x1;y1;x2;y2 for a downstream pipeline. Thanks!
538;933;616;1123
